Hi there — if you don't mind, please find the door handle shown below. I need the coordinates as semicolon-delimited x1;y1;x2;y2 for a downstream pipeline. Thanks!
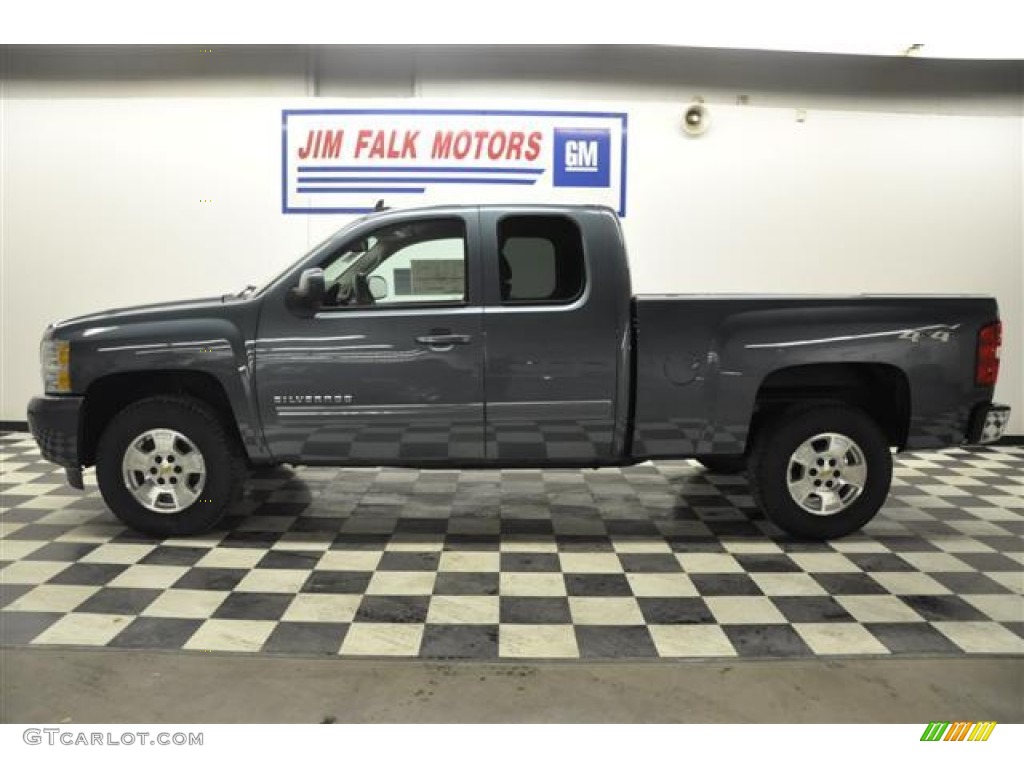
415;333;472;348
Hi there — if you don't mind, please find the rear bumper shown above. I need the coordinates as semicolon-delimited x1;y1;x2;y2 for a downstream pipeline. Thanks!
27;395;84;468
966;403;1011;445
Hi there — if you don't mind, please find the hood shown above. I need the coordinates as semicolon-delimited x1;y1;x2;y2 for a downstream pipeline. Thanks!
50;295;239;335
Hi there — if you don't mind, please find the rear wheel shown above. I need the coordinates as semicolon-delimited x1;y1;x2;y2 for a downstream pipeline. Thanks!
695;455;747;474
748;404;892;540
96;395;245;537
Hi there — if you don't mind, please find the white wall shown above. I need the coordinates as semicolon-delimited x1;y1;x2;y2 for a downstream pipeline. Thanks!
2;46;1022;434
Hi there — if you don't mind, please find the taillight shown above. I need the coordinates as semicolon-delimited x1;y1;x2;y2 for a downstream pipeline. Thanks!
976;321;1002;386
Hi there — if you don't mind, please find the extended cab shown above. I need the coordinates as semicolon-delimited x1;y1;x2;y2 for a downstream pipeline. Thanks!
28;205;1010;539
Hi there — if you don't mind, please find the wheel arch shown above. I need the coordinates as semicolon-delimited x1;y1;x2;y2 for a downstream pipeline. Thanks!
80;370;248;466
750;362;911;450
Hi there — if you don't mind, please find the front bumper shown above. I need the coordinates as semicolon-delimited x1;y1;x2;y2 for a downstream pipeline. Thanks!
27;395;84;469
966;403;1011;445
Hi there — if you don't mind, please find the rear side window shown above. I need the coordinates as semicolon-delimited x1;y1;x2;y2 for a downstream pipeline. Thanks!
497;216;585;304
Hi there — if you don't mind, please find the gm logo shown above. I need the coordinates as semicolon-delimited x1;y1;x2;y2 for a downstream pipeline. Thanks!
553;128;611;188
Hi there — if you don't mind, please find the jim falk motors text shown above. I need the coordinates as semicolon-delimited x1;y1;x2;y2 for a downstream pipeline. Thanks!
296;128;544;162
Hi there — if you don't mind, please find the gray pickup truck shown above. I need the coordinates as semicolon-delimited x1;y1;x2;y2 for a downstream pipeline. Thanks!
28;204;1010;540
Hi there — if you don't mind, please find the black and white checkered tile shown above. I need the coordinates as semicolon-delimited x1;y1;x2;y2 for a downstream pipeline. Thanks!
1;431;1021;659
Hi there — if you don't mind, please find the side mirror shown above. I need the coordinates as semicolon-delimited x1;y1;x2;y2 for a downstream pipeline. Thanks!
286;267;326;317
367;275;389;301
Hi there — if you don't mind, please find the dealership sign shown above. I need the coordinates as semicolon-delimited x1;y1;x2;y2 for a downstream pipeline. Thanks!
281;108;628;216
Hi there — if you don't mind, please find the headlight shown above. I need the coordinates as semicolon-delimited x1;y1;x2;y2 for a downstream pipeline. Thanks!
42;339;71;393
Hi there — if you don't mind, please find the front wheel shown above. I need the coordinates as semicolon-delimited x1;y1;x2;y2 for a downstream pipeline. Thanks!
96;395;245;537
748;405;892;540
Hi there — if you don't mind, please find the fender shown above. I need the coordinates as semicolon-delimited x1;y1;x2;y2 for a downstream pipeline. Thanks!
53;299;270;460
714;303;985;451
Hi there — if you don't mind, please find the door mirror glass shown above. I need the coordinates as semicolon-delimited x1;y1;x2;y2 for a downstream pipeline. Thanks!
286;267;326;317
367;275;389;301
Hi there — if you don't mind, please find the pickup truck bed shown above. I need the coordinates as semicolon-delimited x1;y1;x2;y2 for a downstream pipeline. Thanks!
632;294;999;458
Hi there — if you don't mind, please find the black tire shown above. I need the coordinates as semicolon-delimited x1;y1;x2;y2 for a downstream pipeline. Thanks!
95;395;245;537
695;455;748;474
748;404;892;540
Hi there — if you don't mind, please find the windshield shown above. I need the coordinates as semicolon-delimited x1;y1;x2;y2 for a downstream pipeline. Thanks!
252;217;367;298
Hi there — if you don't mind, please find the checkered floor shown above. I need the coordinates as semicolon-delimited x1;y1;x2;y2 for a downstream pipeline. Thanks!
1;431;1022;659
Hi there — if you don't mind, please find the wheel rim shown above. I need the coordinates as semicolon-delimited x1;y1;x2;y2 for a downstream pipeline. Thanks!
121;429;206;514
786;432;867;516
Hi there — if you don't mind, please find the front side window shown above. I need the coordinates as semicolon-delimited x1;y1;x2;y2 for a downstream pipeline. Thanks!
497;216;586;304
320;218;467;308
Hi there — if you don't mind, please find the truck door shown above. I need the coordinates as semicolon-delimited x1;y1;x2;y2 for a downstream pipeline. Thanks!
254;210;485;463
480;209;630;463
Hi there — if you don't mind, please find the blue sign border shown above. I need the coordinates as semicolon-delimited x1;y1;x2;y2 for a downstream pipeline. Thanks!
281;108;629;216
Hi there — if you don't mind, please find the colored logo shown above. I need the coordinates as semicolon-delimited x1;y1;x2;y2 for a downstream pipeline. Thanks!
553;128;611;188
920;721;997;742
283;109;627;215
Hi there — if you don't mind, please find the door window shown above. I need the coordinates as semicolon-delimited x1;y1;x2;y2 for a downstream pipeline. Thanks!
320;218;467;308
497;216;585;304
